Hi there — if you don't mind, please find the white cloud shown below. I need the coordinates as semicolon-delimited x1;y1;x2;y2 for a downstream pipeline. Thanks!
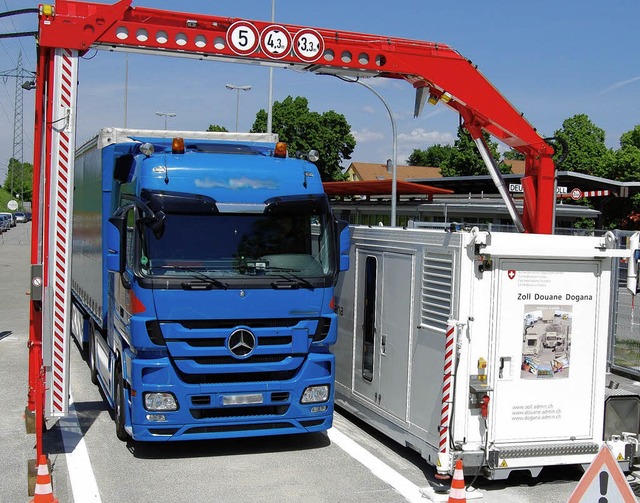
602;76;640;94
353;128;384;143
362;105;375;114
397;128;454;147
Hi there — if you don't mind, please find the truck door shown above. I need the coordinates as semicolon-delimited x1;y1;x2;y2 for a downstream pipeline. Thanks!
489;259;602;444
106;206;137;389
353;249;412;421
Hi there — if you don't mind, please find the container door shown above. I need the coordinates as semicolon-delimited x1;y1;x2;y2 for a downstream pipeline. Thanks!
353;250;381;404
352;249;412;422
377;252;412;421
490;259;602;444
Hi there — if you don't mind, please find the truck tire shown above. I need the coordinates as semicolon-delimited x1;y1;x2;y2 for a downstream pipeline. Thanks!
88;323;98;385
114;363;130;441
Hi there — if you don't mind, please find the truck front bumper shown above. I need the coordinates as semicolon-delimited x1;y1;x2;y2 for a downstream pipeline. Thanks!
123;351;334;441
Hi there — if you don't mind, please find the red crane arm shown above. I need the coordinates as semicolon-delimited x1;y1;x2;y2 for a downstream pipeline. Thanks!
38;0;555;233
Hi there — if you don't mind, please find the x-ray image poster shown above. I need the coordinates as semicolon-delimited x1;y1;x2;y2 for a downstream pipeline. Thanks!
521;304;572;380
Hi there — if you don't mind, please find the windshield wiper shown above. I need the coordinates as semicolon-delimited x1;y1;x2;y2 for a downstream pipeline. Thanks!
239;260;316;290
270;273;315;291
155;265;228;290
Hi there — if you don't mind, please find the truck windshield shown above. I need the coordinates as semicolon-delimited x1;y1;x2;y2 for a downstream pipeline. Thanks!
139;203;335;284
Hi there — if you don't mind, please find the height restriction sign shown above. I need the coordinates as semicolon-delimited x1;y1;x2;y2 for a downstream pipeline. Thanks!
260;25;292;59
293;29;324;62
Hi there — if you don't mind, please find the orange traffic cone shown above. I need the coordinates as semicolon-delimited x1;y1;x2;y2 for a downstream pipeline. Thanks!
447;459;466;503
30;455;58;503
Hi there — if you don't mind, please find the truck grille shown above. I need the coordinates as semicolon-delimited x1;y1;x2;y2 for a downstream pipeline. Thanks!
192;355;291;365
191;405;290;419
179;318;303;330
185;336;292;348
178;369;298;384
158;317;331;383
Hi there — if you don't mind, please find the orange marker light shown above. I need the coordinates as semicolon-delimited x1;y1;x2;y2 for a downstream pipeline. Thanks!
172;137;185;154
274;142;287;158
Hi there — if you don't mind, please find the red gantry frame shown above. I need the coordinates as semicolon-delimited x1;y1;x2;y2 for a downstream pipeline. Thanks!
28;0;556;459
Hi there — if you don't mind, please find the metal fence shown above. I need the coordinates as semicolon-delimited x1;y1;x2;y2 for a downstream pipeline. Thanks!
608;230;640;377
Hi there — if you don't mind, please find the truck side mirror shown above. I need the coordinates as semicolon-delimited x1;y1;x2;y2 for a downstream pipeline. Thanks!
107;213;126;273
338;220;350;272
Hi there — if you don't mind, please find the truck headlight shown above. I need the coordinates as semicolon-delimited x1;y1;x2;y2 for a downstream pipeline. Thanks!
301;385;329;404
144;392;178;411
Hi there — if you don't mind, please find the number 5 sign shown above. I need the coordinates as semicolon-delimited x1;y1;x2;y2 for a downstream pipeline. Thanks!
227;21;260;55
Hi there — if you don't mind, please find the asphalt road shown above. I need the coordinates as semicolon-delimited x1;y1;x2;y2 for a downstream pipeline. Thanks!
2;223;639;503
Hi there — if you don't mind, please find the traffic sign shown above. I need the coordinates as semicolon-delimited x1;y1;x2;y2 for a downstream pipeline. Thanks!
567;445;635;502
227;21;260;56
570;188;583;201
293;29;324;62
260;25;292;59
7;200;18;211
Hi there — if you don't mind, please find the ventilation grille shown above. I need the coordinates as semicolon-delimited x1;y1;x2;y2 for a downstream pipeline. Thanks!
421;253;453;332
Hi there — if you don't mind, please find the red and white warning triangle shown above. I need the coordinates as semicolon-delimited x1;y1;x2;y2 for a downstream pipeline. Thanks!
568;444;636;502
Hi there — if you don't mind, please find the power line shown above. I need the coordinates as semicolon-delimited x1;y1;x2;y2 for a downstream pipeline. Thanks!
0;5;38;68
0;6;38;65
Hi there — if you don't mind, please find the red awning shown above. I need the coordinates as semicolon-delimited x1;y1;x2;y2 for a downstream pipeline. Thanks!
323;179;453;196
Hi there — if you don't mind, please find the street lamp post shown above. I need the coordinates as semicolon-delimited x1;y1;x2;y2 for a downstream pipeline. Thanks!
155;111;176;131
225;84;252;132
352;80;398;227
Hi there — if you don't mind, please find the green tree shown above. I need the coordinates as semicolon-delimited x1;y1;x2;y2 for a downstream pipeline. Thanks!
406;126;508;176
553;114;608;175
439;126;510;177
597;124;640;229
620;124;640;150
3;158;32;203
251;96;355;181
503;149;525;161
603;124;640;182
406;144;453;167
207;124;228;132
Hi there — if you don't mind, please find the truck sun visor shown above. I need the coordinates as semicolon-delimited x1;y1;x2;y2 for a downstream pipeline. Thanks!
141;189;219;215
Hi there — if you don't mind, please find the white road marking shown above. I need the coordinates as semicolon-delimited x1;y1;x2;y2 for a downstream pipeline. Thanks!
59;394;102;502
328;426;428;503
58;397;425;503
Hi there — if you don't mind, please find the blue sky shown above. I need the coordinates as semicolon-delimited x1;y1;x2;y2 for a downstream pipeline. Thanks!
0;0;639;183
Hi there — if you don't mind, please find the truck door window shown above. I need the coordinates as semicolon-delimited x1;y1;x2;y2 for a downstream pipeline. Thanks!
362;256;377;382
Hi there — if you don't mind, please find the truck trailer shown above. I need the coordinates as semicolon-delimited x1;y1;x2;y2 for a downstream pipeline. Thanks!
70;128;349;441
333;223;640;479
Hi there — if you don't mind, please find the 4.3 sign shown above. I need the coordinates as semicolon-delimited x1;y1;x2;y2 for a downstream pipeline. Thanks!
260;25;292;59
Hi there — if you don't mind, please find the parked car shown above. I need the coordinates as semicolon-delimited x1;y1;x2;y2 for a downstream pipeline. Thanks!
0;212;16;227
14;211;28;223
0;214;10;232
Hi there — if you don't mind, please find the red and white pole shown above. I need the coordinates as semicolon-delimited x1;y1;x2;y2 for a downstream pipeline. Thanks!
43;47;78;419
436;321;457;478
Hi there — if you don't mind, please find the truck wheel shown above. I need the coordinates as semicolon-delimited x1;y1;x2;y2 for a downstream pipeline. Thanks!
88;323;98;385
114;364;130;441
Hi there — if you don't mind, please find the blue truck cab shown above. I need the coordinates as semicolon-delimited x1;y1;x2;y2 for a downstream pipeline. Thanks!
71;128;349;441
